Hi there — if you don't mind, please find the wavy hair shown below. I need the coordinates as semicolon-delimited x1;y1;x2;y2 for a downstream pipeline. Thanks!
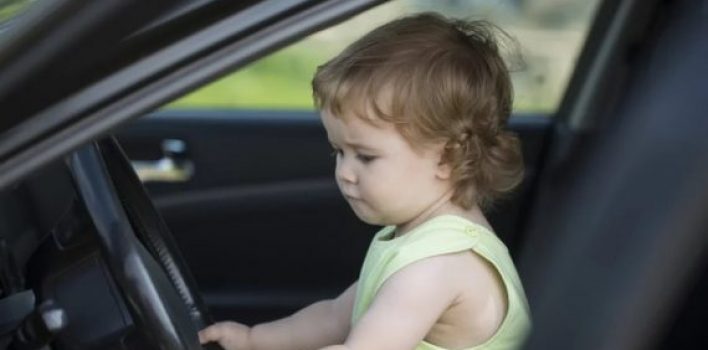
312;12;524;210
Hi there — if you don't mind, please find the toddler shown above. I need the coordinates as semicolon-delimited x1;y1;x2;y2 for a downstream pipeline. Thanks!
200;12;531;350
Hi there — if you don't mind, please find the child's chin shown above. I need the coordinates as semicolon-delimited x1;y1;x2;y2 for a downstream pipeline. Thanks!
353;211;386;226
348;202;390;226
350;208;376;224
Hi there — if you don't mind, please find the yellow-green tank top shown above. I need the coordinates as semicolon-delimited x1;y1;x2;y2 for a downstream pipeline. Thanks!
351;215;531;350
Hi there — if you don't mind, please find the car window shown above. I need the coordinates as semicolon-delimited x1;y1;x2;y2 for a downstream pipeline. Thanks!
165;0;601;115
0;0;35;33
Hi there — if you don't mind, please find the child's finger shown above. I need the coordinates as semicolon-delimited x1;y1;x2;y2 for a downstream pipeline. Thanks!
198;324;221;344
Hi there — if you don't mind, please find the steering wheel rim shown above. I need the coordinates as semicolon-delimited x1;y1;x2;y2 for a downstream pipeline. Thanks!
69;138;217;350
97;137;214;327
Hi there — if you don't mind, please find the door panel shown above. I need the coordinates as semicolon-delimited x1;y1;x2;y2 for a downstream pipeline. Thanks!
115;109;550;324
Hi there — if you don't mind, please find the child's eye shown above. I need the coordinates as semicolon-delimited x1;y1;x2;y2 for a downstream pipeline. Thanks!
356;154;377;164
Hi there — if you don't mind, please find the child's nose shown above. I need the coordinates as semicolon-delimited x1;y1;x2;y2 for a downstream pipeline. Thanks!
335;159;357;184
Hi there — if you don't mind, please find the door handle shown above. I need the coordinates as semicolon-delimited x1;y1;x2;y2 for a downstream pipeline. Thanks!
131;139;194;183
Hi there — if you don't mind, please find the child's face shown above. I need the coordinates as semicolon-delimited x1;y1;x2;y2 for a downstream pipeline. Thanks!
321;110;452;227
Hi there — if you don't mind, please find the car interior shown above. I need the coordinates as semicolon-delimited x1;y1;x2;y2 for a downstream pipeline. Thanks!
0;0;706;349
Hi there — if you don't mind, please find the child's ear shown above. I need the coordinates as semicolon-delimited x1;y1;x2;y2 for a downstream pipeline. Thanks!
434;144;452;180
436;160;452;180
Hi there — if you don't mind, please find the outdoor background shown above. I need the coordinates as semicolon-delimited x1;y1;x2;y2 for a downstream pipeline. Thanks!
0;0;601;114
167;0;600;114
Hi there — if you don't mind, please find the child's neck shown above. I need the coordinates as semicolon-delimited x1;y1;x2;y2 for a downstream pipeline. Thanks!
393;195;490;239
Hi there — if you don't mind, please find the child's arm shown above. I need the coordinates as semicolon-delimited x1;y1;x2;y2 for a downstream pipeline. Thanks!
199;281;358;350
320;253;473;350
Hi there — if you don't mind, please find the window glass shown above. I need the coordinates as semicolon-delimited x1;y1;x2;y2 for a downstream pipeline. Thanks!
0;0;35;33
167;0;601;114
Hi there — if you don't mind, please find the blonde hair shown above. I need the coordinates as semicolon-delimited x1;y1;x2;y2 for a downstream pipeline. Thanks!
312;12;524;210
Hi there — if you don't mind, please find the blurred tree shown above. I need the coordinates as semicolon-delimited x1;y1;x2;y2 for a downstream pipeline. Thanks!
0;0;32;24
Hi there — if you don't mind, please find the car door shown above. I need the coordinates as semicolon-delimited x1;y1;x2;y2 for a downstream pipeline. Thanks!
114;0;601;324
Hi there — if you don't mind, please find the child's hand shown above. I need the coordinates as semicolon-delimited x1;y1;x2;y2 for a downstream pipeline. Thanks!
198;321;252;350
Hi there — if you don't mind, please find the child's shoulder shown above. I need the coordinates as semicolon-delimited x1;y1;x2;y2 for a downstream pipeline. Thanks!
378;248;507;347
393;247;503;299
378;214;507;300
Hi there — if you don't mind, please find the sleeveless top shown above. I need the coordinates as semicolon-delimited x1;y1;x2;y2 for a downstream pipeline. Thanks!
351;215;531;350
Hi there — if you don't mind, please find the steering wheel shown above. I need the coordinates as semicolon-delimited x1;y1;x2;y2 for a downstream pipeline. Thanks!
68;138;222;350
